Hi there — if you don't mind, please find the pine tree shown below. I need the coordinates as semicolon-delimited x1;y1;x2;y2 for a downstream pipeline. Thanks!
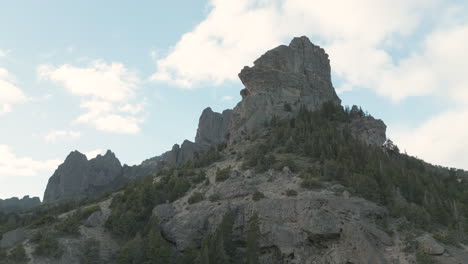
246;213;260;264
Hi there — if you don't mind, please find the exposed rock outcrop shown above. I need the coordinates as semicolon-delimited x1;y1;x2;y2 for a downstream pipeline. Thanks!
417;234;445;255
195;107;232;148
229;36;341;142
349;116;387;146
0;228;28;249
140;108;232;169
153;160;391;264
0;195;41;213
43;150;123;203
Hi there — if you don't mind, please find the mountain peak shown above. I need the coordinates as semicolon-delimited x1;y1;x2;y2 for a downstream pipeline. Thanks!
230;37;340;142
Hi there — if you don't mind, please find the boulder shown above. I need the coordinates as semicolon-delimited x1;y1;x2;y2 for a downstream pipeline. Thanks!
85;211;105;228
0;228;27;249
417;234;445;255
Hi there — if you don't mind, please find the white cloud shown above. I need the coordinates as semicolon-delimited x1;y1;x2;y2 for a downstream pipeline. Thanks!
45;130;81;143
38;61;144;134
151;0;468;170
84;149;103;159
38;61;139;101
0;145;61;177
0;49;7;57
390;107;468;169
0;67;27;114
150;0;439;88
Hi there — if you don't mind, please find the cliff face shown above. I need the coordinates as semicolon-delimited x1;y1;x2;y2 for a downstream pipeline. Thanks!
43;150;122;203
229;36;341;142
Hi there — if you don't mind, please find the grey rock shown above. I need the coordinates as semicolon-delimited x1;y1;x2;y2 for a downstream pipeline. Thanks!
0;228;27;249
84;211;104;228
0;195;41;213
43;150;123;203
229;36;341;142
417;234;445;255
195;107;233;148
349;116;387;146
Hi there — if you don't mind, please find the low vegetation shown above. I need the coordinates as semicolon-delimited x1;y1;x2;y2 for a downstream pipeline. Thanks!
31;231;63;258
252;190;265;201
241;101;468;242
215;166;232;182
188;192;205;204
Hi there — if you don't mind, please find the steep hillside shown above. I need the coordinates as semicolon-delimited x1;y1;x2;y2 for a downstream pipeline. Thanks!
1;36;468;264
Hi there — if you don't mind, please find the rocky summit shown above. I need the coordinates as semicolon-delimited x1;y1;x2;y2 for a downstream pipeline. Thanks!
43;150;123;203
2;36;467;264
230;36;341;142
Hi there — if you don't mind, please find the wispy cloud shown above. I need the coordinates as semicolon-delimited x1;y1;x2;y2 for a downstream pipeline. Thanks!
0;67;28;114
38;61;145;134
45;130;81;143
0;145;61;177
150;0;441;89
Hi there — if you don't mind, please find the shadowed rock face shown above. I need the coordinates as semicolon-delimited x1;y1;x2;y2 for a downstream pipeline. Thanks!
195;107;233;148
43;150;122;203
229;36;341;142
139;107;233;170
0;196;41;213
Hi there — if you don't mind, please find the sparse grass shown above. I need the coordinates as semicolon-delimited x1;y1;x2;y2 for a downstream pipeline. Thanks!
209;193;221;202
300;178;322;189
32;231;63;258
216;166;231;182
188;192;205;204
433;231;459;247
252;191;265;201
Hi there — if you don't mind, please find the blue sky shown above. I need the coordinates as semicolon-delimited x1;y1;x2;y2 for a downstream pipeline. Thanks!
1;0;467;199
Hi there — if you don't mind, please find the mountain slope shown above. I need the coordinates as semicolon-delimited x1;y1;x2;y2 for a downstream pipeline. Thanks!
1;36;467;264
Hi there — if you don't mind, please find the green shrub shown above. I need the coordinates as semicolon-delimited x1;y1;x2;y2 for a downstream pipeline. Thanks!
79;205;101;220
192;170;206;184
188;192;204;204
215;166;231;182
55;213;80;236
300;178;322;189
285;189;297;196
33;232;63;258
8;245;29;263
433;231;459;247
29;215;57;228
415;250;436;264
252;191;265;201
242;144;275;173
80;238;100;264
209;193;221;202
0;248;6;261
116;236;144;264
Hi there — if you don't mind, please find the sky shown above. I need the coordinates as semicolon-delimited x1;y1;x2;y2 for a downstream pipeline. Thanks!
0;0;467;199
